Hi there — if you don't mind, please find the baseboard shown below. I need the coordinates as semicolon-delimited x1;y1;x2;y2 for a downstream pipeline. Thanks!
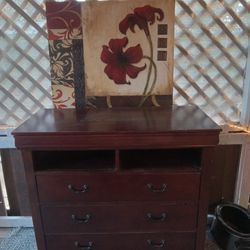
0;216;33;227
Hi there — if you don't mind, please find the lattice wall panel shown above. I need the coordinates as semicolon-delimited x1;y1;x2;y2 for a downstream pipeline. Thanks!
0;0;53;127
0;0;250;126
174;0;250;124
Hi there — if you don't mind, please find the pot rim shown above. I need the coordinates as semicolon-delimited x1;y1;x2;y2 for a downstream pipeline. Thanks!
215;203;250;238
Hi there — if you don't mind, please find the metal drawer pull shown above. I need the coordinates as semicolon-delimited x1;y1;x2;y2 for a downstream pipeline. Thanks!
147;240;166;248
74;241;93;250
147;183;167;193
147;212;167;221
68;184;88;194
72;214;91;224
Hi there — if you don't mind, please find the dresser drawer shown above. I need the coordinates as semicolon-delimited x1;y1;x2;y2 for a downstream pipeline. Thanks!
46;232;196;250
41;202;197;233
36;172;200;203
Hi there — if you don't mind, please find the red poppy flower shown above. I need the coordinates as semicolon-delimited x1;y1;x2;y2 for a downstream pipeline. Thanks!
119;5;164;36
101;37;146;85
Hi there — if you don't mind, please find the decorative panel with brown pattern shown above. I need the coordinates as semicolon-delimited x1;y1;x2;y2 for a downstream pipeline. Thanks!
46;1;84;109
46;1;82;40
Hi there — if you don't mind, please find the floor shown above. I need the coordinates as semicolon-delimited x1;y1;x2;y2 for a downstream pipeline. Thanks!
206;232;222;250
0;228;12;241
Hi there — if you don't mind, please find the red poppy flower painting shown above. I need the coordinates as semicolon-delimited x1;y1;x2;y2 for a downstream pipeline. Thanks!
101;37;146;85
80;0;173;102
119;5;164;36
47;0;175;108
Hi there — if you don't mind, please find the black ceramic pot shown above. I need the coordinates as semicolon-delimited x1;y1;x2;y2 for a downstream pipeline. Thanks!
211;203;250;250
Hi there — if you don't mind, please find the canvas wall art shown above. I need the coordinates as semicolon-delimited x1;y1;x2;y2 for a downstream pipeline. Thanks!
46;0;174;109
46;1;84;109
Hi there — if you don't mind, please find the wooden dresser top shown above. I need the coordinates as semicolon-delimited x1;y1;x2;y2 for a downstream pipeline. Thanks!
13;106;221;149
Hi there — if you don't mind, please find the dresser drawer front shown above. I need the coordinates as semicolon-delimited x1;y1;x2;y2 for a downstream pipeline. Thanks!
46;232;196;250
37;172;200;203
41;202;197;233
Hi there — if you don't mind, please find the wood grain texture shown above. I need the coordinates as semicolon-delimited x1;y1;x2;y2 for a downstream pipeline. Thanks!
41;202;198;233
12;106;221;250
36;172;200;203
13;106;221;149
21;151;46;250
209;145;241;211
46;232;196;250
196;147;215;250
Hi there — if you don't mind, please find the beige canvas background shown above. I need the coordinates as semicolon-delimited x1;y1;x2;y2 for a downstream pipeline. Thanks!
81;0;174;97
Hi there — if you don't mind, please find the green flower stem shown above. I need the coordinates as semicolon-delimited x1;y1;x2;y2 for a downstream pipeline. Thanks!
142;34;154;96
146;57;157;95
139;56;157;107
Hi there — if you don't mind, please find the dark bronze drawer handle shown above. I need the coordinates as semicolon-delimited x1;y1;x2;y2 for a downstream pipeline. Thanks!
147;183;167;193
72;214;91;224
147;240;166;248
147;212;167;221
68;184;88;194
74;241;93;250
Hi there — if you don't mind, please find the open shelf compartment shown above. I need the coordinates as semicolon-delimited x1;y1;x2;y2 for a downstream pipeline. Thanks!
32;150;116;171
119;148;202;171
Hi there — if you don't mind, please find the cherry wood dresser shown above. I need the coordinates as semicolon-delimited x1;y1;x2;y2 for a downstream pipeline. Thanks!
13;106;221;250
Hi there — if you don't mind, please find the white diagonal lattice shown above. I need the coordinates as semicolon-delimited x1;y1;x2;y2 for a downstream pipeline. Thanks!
174;0;250;124
0;0;52;127
0;0;249;126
